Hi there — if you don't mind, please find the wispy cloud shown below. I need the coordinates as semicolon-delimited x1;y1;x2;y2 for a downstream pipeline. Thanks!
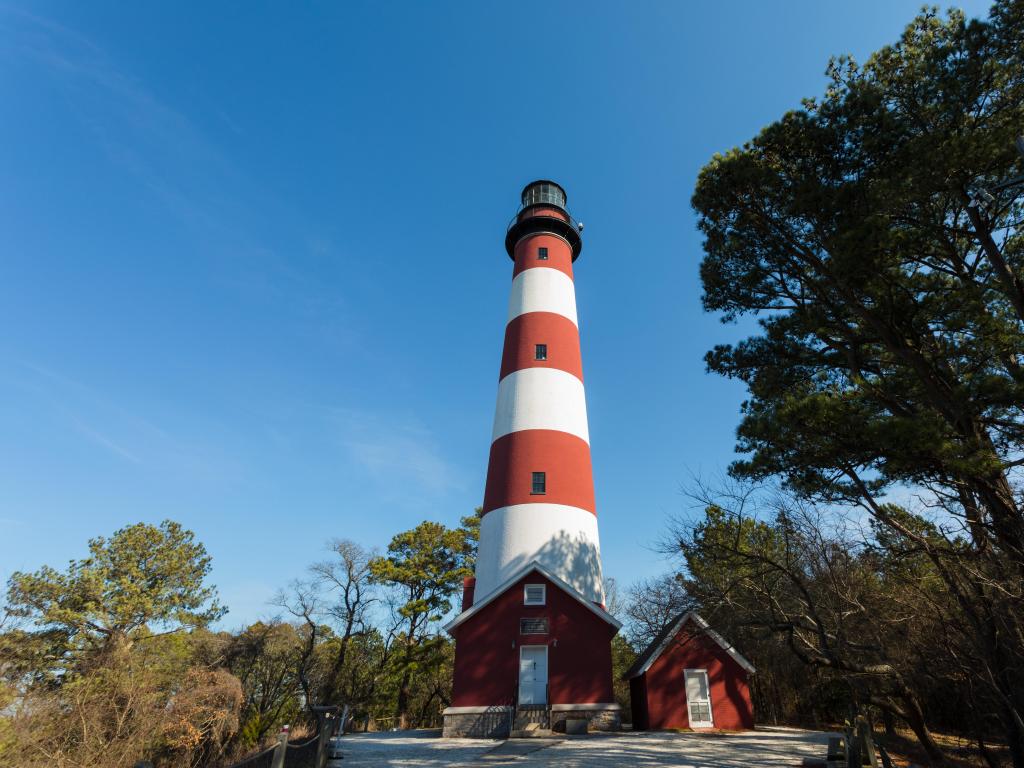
69;416;142;464
329;408;465;496
3;7;294;263
2;6;362;344
5;358;237;478
3;6;236;234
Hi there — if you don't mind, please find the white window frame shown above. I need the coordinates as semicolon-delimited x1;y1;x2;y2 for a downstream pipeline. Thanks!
523;583;546;606
683;668;714;728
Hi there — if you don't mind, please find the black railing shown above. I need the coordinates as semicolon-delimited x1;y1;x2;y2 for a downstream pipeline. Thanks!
506;207;582;236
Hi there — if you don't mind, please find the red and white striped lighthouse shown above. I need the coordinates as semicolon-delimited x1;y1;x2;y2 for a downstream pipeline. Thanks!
444;181;620;738
475;180;604;606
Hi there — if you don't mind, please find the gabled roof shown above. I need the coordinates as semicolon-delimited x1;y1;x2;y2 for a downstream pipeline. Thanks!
623;610;756;679
444;560;622;633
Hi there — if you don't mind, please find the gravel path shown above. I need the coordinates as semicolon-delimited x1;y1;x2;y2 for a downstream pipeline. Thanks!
328;726;834;767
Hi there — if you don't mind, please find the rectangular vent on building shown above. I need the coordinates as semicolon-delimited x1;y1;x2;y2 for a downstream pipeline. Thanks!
520;618;549;634
524;584;546;605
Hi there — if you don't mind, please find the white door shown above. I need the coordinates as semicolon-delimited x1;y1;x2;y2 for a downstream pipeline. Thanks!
684;669;714;728
518;646;548;705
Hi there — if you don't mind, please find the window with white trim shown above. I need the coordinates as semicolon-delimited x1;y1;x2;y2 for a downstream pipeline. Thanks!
524;584;546;605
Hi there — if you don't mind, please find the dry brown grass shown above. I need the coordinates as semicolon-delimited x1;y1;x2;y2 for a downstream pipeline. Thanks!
872;727;1009;768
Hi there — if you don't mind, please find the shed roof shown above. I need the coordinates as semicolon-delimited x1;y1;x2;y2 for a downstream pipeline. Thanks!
623;611;756;679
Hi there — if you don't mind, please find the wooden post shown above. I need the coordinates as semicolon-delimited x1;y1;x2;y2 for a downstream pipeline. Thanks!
316;718;333;768
312;705;343;767
269;725;289;768
857;717;880;768
845;726;860;768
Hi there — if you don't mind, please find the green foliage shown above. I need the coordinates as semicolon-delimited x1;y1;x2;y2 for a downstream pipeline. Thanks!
223;622;305;747
369;520;473;623
693;3;1024;549
689;4;1024;759
0;509;487;763
460;507;482;570
369;519;472;726
6;520;225;655
609;634;637;714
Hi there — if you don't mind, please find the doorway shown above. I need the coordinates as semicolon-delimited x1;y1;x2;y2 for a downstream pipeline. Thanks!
518;645;548;705
684;669;713;728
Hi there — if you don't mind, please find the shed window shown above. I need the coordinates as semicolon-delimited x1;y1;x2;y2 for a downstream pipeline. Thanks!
524;584;546;605
531;472;546;495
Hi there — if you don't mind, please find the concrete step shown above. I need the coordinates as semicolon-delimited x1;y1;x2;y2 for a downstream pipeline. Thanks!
509;728;555;738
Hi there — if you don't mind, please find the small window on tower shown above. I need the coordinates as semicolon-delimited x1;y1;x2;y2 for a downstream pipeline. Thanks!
531;471;546;495
524;584;546;606
538;247;549;260
535;344;547;361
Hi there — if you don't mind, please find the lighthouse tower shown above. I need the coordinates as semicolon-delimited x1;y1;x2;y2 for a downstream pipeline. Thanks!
443;181;621;738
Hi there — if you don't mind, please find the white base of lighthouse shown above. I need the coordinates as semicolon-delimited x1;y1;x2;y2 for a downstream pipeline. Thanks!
473;503;604;605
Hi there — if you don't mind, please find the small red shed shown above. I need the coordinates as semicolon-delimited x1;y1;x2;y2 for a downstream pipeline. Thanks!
624;611;755;731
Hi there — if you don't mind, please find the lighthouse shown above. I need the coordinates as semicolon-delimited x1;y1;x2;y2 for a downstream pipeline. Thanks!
443;181;621;738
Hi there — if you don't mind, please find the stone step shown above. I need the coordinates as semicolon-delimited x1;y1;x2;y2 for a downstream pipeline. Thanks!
509;728;555;738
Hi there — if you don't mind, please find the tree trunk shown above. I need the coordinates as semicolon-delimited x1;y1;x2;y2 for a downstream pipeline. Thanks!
998;703;1024;768
394;672;411;730
393;641;414;729
963;200;1024;327
882;709;895;738
898;694;950;767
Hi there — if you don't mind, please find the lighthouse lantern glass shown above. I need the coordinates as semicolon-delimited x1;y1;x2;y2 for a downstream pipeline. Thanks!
522;182;566;210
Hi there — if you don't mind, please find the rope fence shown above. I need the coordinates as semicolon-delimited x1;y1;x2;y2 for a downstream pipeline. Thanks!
220;705;344;768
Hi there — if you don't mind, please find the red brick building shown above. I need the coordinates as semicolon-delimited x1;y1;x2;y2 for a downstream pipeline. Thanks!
625;612;755;731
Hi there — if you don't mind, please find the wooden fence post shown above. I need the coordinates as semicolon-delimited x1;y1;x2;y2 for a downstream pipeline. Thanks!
316;716;333;768
845;726;860;768
269;725;289;768
312;705;344;767
857;717;880;768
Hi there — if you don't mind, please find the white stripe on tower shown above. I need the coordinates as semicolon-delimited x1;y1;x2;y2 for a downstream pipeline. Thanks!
475;503;603;602
473;181;605;607
491;368;590;443
507;268;578;326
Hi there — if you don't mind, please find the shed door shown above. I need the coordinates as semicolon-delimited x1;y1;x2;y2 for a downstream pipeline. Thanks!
684;669;713;728
519;646;548;705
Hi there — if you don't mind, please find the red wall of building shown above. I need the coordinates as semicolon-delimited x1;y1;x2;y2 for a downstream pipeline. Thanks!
638;625;754;730
451;572;617;707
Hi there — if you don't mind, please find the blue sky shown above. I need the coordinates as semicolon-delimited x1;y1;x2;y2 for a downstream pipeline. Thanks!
1;1;994;627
